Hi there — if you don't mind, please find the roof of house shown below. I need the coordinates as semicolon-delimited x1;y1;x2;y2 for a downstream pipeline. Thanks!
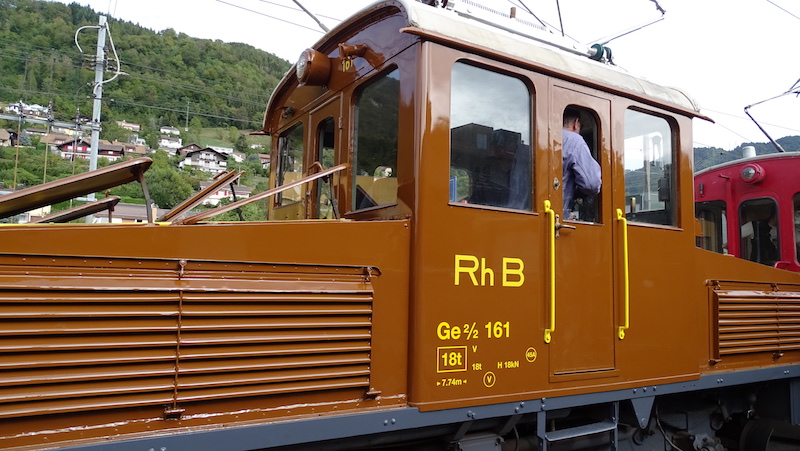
183;147;229;160
39;133;72;144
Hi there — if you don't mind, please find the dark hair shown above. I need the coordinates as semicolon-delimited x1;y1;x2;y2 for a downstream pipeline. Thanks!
563;107;580;127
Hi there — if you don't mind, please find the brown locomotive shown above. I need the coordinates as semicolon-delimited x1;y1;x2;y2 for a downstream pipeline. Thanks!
1;1;799;449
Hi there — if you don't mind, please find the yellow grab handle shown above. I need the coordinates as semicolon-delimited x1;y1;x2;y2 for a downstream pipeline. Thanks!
616;208;630;340
544;200;556;343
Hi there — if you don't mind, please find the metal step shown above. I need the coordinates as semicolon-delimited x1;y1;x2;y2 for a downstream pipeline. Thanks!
544;419;617;442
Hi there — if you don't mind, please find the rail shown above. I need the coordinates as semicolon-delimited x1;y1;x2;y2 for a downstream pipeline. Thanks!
158;170;244;222
616;208;630;339
544;200;556;343
178;163;348;225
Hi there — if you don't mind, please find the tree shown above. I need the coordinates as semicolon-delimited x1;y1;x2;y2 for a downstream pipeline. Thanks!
234;134;248;154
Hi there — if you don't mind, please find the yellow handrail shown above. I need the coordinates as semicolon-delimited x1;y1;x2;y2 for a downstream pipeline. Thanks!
544;200;556;343
616;208;630;339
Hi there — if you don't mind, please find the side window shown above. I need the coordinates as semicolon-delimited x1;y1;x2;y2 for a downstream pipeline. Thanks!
277;124;304;206
450;62;532;211
740;198;779;266
623;109;675;225
695;200;727;253
353;68;399;211
317;117;336;219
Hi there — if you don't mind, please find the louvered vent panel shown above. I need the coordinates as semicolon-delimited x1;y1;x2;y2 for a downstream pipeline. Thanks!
0;258;374;419
714;283;800;357
0;291;178;419
176;290;373;402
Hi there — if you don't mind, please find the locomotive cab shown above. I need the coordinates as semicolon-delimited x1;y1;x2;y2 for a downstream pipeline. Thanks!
263;0;708;412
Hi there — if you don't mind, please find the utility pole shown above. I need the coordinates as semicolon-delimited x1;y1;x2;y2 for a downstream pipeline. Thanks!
89;15;107;179
73;14;109;221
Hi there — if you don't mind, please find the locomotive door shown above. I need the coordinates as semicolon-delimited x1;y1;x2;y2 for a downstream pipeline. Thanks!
308;97;341;219
548;85;615;376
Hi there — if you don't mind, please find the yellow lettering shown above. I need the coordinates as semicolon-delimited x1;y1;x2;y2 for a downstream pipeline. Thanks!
481;258;495;286
437;322;451;340
455;255;479;286
502;258;525;287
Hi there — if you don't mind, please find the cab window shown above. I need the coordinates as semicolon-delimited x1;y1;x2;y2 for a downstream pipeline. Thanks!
317;117;336;219
740;198;779;266
449;62;532;210
276;124;304;206
695;200;727;253
353;68;399;211
623;109;675;225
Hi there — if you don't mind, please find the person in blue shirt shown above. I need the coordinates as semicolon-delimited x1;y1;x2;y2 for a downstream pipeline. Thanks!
562;109;601;219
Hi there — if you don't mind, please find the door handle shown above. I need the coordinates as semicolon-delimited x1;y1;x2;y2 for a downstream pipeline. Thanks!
554;214;576;238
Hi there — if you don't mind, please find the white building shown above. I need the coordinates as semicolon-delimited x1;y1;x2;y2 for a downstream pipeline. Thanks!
197;180;252;206
178;147;228;175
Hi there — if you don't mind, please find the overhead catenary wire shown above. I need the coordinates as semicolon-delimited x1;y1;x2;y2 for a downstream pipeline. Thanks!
767;0;800;21
106;97;261;125
214;0;324;34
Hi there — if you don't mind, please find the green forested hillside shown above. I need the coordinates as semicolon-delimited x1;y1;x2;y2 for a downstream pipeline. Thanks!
0;0;290;133
693;135;800;172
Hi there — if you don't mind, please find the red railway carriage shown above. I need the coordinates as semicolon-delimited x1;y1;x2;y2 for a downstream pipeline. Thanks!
1;1;800;450
695;151;800;272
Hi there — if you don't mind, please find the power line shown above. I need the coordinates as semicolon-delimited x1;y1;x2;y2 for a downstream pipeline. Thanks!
767;0;800;21
106;98;261;125
118;58;276;100
214;0;326;33
703;107;800;135
254;0;341;22
120;71;271;105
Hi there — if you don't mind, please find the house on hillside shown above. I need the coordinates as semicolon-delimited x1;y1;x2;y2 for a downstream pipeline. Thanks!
197;180;253;206
40;133;72;151
51;119;89;137
93;203;168;223
113;141;148;158
178;147;228;175
56;139;124;162
25;128;48;138
0;130;11;147
116;120;140;132
160;126;180;136
158;134;182;152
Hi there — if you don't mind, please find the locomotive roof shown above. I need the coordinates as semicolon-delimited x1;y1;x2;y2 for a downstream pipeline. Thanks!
266;0;708;127
694;150;800;177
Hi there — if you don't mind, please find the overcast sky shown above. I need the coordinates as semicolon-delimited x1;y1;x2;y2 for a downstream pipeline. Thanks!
52;0;800;150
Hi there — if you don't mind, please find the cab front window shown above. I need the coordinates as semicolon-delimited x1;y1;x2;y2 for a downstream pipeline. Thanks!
276;124;304;206
352;68;400;212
